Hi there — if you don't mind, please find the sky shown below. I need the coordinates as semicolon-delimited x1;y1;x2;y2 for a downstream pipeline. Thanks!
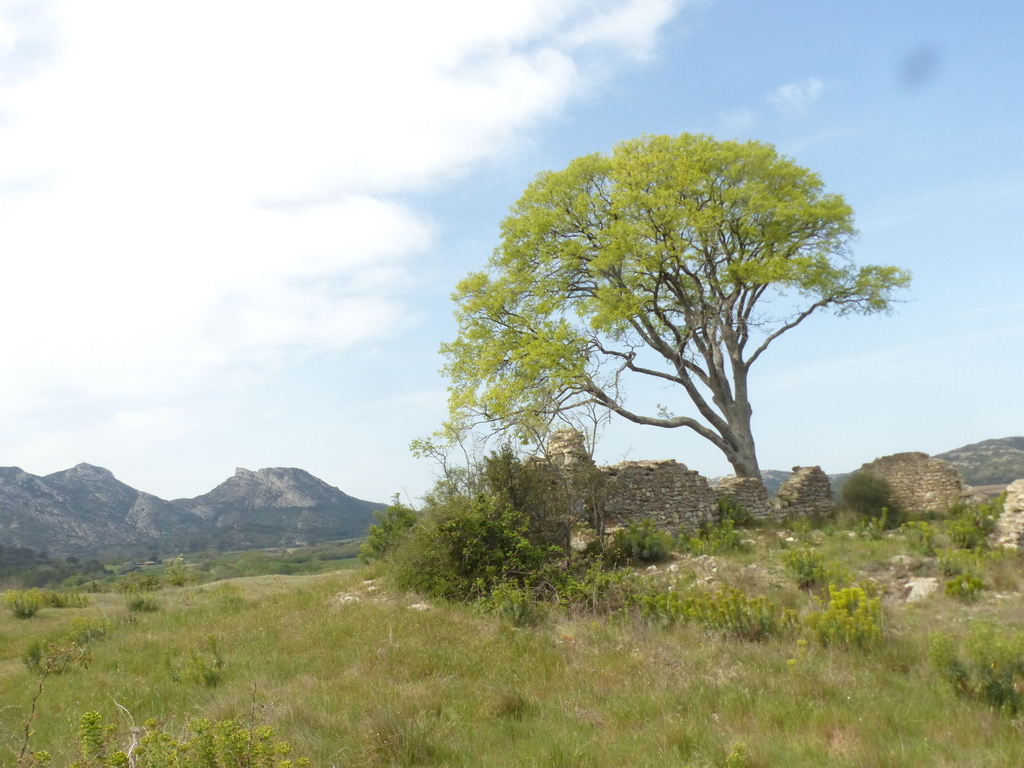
0;0;1021;505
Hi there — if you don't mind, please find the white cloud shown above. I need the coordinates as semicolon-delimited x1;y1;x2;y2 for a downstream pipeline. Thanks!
769;77;827;110
0;0;683;421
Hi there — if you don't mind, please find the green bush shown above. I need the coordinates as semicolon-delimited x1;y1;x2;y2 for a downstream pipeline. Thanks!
638;586;797;641
679;518;744;556
780;547;846;590
5;589;43;618
804;585;882;649
946;501;1000;550
929;624;1024;714
606;520;674;566
945;574;985;601
360;497;419;563
840;471;897;519
389;494;558;601
902;520;937;555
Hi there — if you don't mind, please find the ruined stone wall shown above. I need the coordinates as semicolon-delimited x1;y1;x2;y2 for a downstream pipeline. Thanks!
860;452;969;514
773;466;833;517
991;479;1024;550
600;460;718;534
714;476;772;519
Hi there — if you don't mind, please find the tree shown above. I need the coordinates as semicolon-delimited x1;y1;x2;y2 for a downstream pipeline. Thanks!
440;133;910;478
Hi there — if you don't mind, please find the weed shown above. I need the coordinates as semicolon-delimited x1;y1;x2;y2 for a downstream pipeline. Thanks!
607;519;674;565
929;624;1024;715
679;518;744;556
639;586;797;641
781;547;847;590
901;520;936;556
944;574;985;601
5;589;43;618
804;585;882;649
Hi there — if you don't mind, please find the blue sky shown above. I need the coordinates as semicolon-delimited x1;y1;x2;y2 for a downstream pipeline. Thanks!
0;0;1021;504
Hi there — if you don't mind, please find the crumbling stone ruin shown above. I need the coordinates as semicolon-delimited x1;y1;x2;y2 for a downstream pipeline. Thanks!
715;476;772;518
774;466;833;517
991;479;1024;550
601;459;719;532
542;429;829;537
858;452;971;514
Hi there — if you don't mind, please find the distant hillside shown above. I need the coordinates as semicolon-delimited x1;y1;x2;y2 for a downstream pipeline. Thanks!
934;437;1024;486
0;464;384;556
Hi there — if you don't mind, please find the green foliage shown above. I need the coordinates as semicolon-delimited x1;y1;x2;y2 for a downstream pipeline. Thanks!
3;588;86;618
944;574;985;601
804;586;882;649
606;520;674;566
678;518;744;556
946;501;1000;550
390;494;558;601
58;711;310;768
780;547;846;590
164;558;199;587
638;586;797;642
5;589;43;618
929;624;1024;715
716;496;753;526
902;520;937;555
360;496;419;563
167;635;225;687
840;471;896;519
439;132;909;475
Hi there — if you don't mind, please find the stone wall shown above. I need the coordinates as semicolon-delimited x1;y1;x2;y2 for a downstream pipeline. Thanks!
991;479;1024;550
715;476;772;519
774;466;833;517
859;452;969;514
600;460;718;534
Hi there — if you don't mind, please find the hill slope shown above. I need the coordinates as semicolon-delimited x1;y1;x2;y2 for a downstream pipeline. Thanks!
934;436;1024;485
0;464;383;556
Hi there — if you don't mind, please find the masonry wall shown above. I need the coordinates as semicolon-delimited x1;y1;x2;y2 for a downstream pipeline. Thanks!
860;452;968;514
774;466;833;517
600;460;718;534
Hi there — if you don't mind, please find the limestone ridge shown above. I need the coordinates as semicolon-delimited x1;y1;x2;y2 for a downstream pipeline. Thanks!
0;464;385;556
934;437;1024;486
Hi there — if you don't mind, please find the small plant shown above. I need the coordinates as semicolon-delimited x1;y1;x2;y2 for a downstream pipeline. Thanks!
946;502;1000;550
855;508;891;540
165;558;199;587
117;573;162;613
902;520;936;555
486;582;548;627
168;635;225;687
945;574;985;601
606;519;673;566
716;495;753;526
679;518;744;556
804;585;882;649
929;624;1024;714
639;586;797;642
781;547;847;590
5;589;43;618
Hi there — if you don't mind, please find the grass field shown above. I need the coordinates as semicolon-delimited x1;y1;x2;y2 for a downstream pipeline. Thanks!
3;520;1024;767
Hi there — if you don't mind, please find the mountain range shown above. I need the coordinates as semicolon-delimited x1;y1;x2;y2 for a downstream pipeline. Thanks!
0;464;384;557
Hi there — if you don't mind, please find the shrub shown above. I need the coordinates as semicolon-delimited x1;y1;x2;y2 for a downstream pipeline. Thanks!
804;585;882;649
946;502;1000;550
389;494;558;601
780;547;846;590
840;471;897;519
902;520;936;555
638;586;797;641
679;518;744;556
929;624;1024;714
716;495;753;526
5;589;43;618
606;520;674;566
360;497;419;563
945;574;985;601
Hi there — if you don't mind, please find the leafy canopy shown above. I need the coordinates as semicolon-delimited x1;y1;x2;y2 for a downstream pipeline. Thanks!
440;133;910;474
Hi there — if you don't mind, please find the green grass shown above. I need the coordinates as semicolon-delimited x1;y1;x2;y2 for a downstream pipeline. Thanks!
3;518;1024;767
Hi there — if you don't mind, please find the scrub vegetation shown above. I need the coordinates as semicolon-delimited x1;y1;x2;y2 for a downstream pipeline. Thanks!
2;466;1022;767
